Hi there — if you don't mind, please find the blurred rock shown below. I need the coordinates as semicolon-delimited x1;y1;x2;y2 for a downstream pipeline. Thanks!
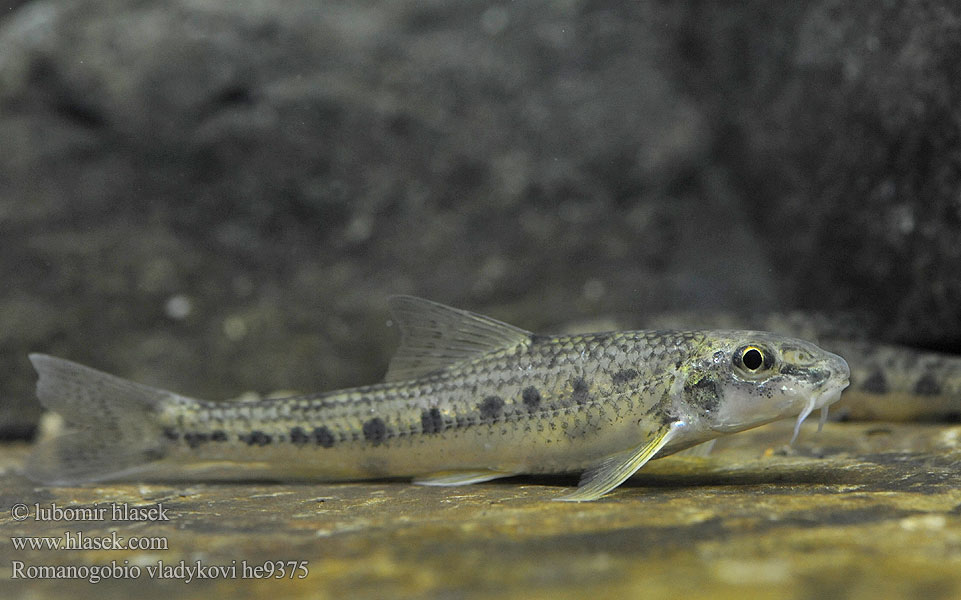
664;1;961;347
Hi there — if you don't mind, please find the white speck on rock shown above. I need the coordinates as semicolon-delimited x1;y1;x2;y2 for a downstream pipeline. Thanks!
165;295;193;320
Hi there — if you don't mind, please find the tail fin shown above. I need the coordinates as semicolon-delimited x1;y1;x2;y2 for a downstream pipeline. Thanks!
27;354;182;485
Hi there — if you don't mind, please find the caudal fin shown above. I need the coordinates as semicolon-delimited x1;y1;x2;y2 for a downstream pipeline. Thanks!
27;354;182;485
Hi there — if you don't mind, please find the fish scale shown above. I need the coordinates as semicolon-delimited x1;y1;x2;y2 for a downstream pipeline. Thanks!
26;296;850;501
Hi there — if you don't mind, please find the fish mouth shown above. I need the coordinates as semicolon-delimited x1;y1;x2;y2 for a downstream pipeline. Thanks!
789;377;849;445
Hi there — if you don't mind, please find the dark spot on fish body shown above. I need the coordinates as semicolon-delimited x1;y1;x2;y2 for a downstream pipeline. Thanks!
313;427;335;448
241;431;272;446
861;370;889;394
421;408;445;434
363;418;388;445
210;430;227;442
289;427;310;445
184;432;209;448
612;368;639;385
529;334;552;346
571;377;590;404
479;396;505;421
914;372;942;396
162;428;180;442
685;377;720;412
522;386;541;410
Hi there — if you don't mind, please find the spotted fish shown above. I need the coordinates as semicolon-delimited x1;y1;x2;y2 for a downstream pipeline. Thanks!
27;296;850;501
640;310;961;422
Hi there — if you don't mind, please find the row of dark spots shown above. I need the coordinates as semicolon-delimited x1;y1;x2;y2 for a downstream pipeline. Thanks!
417;387;543;437
164;429;228;449
289;426;335;448
165;429;229;449
478;386;551;423
164;427;336;449
418;378;594;435
860;370;943;396
460;377;591;428
239;431;272;446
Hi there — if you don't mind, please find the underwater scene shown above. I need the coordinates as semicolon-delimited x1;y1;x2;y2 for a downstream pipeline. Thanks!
1;2;960;599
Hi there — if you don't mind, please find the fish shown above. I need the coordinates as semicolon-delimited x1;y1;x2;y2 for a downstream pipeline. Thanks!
793;340;961;422
640;310;961;422
26;296;851;501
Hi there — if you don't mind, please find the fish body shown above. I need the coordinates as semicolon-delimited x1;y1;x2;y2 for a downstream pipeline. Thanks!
28;296;850;501
813;340;961;422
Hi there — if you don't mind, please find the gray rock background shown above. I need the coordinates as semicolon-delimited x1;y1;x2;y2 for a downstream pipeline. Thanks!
1;0;959;434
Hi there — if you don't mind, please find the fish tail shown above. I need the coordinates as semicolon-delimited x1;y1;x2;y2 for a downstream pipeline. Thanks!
26;354;185;485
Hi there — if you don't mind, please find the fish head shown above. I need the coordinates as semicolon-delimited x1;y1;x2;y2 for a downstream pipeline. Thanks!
683;331;850;440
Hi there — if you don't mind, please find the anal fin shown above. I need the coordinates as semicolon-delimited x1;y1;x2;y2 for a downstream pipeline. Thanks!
413;470;515;487
554;421;685;502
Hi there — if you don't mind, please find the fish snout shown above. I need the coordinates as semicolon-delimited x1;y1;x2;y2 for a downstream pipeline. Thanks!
828;351;851;388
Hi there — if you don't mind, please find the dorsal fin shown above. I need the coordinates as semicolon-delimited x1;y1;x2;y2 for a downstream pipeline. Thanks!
384;296;533;382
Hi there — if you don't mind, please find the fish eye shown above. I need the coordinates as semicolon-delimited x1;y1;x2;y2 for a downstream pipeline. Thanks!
733;344;774;376
742;348;763;370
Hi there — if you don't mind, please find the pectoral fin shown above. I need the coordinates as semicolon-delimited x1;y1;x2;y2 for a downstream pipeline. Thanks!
554;421;685;502
414;469;515;486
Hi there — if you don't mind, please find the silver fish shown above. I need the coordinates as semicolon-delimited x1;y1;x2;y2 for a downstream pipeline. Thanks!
27;296;850;501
